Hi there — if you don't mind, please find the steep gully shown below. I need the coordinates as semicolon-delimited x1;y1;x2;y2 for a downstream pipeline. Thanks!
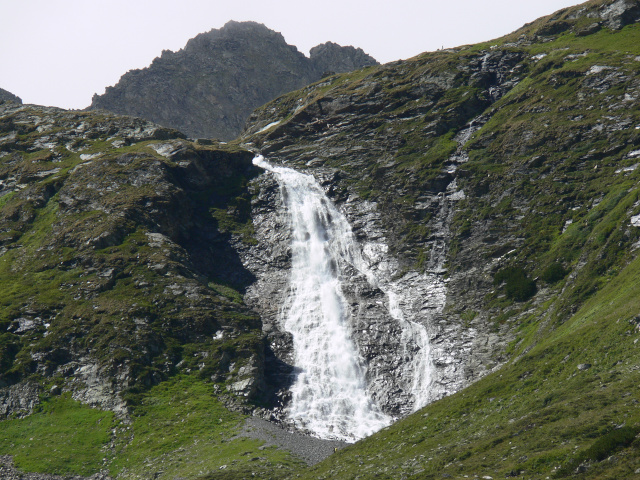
247;145;474;441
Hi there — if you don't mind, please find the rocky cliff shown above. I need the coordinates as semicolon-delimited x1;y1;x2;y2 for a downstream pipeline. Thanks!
89;21;378;141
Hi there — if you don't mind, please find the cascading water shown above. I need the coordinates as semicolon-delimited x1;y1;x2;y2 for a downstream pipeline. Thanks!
389;291;433;411
253;155;433;440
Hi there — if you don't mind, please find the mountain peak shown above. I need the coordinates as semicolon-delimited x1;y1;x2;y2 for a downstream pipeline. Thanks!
0;87;22;104
309;41;378;75
185;20;286;49
90;22;378;140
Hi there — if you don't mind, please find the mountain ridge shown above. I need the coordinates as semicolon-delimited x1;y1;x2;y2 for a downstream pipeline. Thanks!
0;88;22;104
89;21;378;141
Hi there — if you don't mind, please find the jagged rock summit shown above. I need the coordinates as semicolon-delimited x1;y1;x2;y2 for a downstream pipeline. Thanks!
0;88;22;104
89;21;378;141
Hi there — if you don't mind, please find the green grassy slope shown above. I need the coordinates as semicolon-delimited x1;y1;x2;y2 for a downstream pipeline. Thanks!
0;375;304;479
0;394;113;476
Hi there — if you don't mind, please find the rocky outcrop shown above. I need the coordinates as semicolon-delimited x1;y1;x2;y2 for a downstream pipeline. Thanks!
0;382;41;418
309;42;378;76
0;103;266;417
90;21;377;141
0;88;21;104
597;0;640;29
511;0;640;39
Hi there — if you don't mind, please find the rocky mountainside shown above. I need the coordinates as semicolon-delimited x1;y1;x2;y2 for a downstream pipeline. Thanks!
0;102;276;419
239;0;640;477
2;0;640;479
0;89;22;104
89;21;378;141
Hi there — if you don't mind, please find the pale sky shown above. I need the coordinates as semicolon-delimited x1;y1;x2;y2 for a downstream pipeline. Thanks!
0;0;582;110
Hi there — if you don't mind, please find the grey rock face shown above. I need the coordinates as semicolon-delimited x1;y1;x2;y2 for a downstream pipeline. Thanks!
309;42;378;76
90;21;378;141
67;360;129;417
239;172;296;414
0;88;21;104
0;382;41;418
599;0;640;30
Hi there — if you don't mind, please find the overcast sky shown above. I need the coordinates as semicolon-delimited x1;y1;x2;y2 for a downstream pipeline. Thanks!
1;0;582;110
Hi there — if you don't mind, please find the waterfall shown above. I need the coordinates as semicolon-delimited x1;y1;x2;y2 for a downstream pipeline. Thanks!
253;155;433;440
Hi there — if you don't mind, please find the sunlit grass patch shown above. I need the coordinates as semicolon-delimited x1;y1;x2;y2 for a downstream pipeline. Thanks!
0;394;114;476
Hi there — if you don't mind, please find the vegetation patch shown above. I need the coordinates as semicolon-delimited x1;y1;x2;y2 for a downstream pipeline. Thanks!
494;266;537;302
555;426;640;476
110;375;303;480
541;262;568;284
0;394;114;476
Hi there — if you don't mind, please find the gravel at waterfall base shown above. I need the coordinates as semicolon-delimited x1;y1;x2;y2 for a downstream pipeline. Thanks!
236;417;348;465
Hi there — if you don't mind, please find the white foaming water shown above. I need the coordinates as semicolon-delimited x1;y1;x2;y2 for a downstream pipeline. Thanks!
253;155;433;439
389;290;433;411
